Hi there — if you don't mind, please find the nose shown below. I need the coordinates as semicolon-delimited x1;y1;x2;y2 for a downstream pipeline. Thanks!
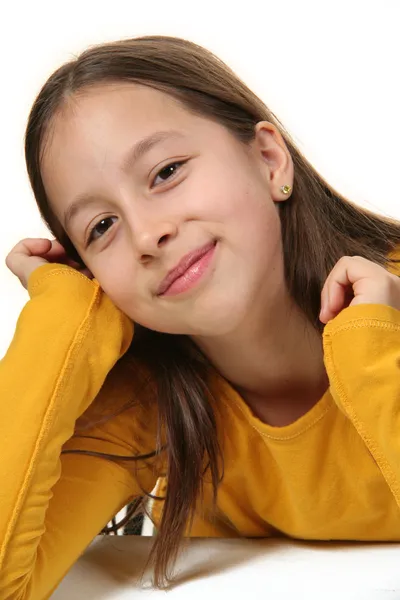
136;219;178;262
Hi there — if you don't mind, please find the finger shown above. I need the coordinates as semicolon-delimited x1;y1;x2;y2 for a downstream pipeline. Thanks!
322;280;352;322
41;241;67;256
20;238;52;256
320;256;374;322
42;241;80;264
320;257;355;322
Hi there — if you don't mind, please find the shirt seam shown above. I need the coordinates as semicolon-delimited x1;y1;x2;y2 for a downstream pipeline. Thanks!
324;328;400;508
226;394;333;441
327;316;400;336
30;269;96;292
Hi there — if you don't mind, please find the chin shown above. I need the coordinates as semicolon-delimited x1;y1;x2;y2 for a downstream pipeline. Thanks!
135;308;244;337
133;285;252;336
186;297;252;336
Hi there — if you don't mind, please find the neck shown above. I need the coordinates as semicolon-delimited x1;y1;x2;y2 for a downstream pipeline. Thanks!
192;285;329;427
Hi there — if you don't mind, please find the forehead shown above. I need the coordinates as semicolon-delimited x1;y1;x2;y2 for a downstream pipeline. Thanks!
44;83;197;158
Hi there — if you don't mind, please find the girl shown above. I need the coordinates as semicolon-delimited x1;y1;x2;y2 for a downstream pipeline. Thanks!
1;34;400;599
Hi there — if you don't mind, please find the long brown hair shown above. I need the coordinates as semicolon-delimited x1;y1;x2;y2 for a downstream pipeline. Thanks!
24;35;400;588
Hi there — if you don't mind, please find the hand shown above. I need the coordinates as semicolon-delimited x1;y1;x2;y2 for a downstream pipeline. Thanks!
319;255;400;324
5;237;93;290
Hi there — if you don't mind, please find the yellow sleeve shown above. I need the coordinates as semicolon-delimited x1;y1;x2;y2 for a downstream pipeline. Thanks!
0;263;158;600
322;301;400;508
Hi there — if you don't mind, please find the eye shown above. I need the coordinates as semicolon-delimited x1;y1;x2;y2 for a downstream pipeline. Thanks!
86;216;117;246
151;160;186;187
85;160;187;247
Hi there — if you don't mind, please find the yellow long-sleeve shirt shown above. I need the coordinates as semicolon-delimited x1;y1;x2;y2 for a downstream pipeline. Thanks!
1;251;400;599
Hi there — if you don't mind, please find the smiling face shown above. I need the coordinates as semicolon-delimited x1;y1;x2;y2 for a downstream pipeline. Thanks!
41;82;293;335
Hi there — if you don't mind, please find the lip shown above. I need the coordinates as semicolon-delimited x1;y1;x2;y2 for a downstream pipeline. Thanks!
157;240;217;296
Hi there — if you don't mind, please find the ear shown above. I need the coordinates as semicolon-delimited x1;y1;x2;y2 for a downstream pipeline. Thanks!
252;121;294;202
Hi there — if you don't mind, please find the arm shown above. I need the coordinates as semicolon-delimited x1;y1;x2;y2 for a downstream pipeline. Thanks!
0;263;158;600
322;301;400;507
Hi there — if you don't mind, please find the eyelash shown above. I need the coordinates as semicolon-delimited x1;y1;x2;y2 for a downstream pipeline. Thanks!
85;160;187;246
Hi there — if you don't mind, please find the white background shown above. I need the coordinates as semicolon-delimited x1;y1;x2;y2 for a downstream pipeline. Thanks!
1;0;399;357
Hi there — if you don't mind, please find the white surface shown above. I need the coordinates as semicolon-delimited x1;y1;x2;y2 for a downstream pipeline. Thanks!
51;536;400;599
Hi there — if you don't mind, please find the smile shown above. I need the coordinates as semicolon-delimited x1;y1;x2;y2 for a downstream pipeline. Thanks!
158;241;217;297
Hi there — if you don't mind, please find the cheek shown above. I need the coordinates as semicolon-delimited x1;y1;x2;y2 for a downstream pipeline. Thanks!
222;181;276;241
100;274;165;330
94;269;142;317
123;302;179;334
108;291;158;330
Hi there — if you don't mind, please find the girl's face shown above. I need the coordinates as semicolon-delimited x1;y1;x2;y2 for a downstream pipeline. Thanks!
42;82;293;335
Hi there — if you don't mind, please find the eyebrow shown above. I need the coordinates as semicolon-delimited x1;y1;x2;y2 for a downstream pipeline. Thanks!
63;129;186;230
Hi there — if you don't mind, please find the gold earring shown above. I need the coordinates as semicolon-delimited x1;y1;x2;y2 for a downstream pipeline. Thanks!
280;185;292;195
